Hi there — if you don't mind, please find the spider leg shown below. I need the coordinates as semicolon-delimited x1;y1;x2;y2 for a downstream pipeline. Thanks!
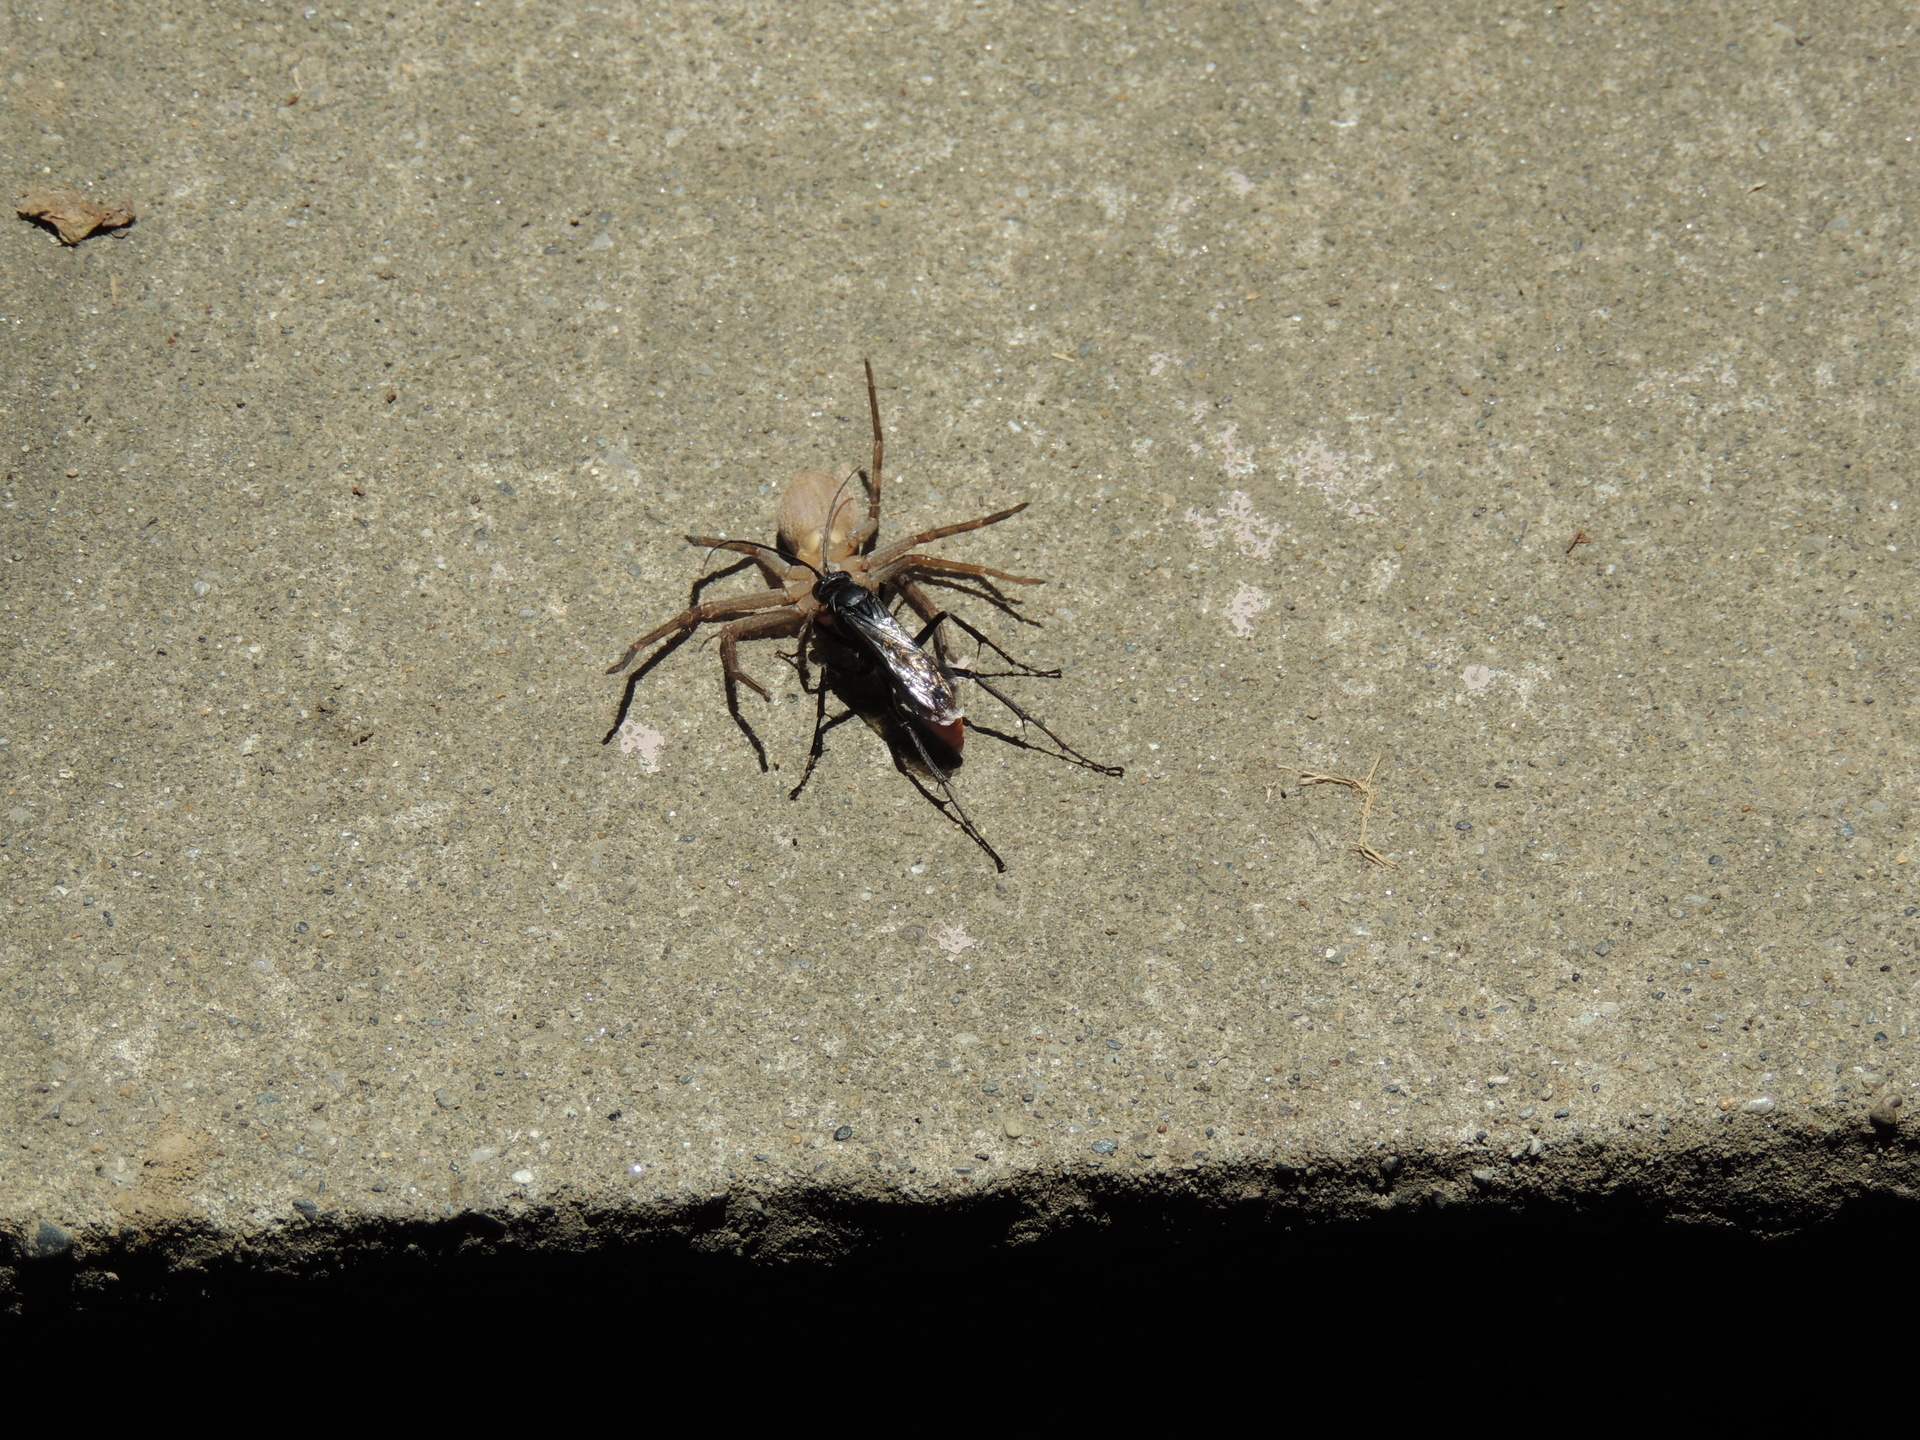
864;502;1031;570
871;554;1046;588
605;586;796;676
601;626;697;746
892;574;1040;631
718;608;804;772
777;613;819;692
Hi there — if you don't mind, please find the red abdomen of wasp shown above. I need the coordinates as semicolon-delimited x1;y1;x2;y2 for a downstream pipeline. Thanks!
923;716;966;754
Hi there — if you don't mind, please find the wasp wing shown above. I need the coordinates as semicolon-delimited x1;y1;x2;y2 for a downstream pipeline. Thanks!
830;587;964;727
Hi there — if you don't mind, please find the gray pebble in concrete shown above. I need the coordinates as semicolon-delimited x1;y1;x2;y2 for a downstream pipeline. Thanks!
18;1219;73;1262
833;1126;852;1142
1091;1140;1119;1156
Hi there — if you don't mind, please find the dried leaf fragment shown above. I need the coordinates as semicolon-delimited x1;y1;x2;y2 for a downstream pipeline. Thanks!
17;188;135;245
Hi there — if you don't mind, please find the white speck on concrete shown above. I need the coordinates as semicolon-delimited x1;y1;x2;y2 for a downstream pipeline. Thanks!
1227;583;1270;637
615;716;666;772
933;924;980;956
1187;490;1283;559
1287;436;1387;519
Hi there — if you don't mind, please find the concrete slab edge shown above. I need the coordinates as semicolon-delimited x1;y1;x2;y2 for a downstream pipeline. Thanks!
7;1108;1914;1311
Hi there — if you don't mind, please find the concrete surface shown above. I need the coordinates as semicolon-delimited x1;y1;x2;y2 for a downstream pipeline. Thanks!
3;0;1916;1303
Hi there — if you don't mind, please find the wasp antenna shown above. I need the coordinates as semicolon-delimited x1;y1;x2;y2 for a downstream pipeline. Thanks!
704;537;821;579
863;358;883;554
821;469;859;575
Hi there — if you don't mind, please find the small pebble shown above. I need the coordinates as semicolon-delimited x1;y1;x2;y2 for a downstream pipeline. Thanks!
1455;820;1473;832
1518;1106;1536;1121
1869;1093;1903;1129
1708;855;1725;866
292;1197;319;1216
1592;941;1611;956
1004;1119;1026;1138
833;1125;852;1141
1553;1107;1570;1119
1379;1155;1402;1177
1470;1168;1496;1189
511;1168;534;1184
1090;1138;1118;1155
1741;1096;1775;1116
434;1088;455;1109
1106;1038;1124;1049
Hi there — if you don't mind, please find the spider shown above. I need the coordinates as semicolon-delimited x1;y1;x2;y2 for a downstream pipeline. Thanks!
604;360;1048;767
602;361;1121;867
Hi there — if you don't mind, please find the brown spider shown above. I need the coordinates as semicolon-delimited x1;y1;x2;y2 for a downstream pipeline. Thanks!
603;360;1050;769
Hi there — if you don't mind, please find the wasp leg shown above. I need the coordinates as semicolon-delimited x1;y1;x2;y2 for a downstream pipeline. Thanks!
889;705;1008;873
912;608;1061;679
915;612;1124;778
788;678;862;801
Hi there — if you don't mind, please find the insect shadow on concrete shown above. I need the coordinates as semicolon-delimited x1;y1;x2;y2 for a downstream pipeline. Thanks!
602;360;1122;869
